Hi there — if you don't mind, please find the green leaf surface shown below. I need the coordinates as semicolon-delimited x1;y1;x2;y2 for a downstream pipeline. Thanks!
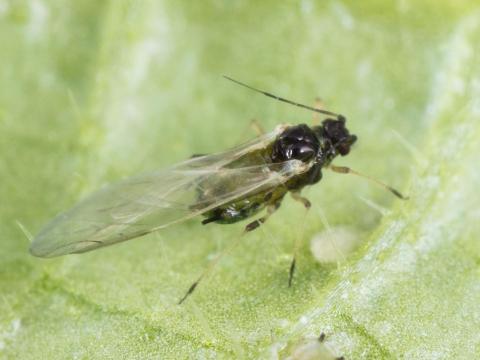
1;1;479;359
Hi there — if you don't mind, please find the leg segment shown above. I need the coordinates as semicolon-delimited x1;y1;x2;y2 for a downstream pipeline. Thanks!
250;118;265;136
178;231;244;304
312;97;325;126
291;191;311;209
288;191;311;287
178;202;281;304
244;201;281;233
329;165;408;200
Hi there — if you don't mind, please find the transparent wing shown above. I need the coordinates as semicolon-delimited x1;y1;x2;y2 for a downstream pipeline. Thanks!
30;126;311;257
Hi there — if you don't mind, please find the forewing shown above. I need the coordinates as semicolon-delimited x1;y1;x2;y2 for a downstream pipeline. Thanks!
30;127;309;257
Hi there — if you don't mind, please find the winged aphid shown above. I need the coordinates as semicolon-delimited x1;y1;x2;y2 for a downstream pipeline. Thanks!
30;77;407;303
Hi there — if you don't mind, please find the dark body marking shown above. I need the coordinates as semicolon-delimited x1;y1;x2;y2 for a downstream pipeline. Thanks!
199;119;357;226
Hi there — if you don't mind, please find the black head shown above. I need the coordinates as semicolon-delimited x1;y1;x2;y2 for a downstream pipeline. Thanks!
271;124;320;163
317;116;357;156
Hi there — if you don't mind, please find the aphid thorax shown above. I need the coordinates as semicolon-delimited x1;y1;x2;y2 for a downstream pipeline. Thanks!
271;118;357;189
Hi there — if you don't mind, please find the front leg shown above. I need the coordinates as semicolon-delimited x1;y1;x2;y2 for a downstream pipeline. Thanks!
329;164;408;200
312;97;325;126
250;118;265;136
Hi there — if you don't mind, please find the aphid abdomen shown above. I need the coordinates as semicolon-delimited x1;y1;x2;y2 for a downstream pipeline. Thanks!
205;199;264;225
202;187;287;225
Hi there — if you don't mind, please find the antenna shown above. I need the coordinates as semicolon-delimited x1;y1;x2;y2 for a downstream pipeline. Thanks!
223;75;344;121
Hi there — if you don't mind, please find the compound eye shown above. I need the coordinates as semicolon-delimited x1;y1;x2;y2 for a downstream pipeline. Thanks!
337;135;357;156
337;144;350;156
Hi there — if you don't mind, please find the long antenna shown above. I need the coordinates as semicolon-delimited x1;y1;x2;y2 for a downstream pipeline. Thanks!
223;75;344;121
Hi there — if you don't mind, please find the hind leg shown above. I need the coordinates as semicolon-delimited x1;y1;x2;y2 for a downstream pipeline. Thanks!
179;201;281;304
244;201;281;233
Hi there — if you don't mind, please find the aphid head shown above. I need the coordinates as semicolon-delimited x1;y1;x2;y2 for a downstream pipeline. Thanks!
317;116;357;156
272;124;320;163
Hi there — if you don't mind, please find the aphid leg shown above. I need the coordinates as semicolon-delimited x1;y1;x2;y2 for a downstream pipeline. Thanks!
288;191;311;287
290;191;311;209
178;201;281;305
244;202;281;233
178;231;245;305
236;118;264;144
329;165;409;200
312;97;325;126
179;203;281;304
250;118;265;136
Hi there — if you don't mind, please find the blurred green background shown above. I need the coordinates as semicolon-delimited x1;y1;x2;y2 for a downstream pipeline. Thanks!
1;1;480;359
